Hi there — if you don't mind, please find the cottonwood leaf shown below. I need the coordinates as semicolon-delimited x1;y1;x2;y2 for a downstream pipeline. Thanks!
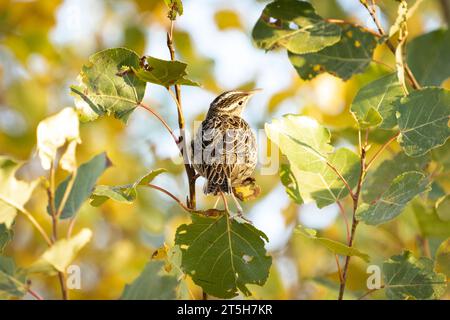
280;163;303;204
0;157;39;228
435;195;450;221
133;56;199;87
0;225;12;253
350;73;404;129
357;172;430;225
0;255;27;299
215;10;243;30
407;28;450;86
295;226;370;262
288;24;378;80
175;213;271;299
435;238;450;277
36;107;80;172
252;0;341;54
383;251;446;300
266;115;360;208
120;260;178;300
396;87;450;157
411;199;450;238
71;47;146;123
53;153;111;219
30;229;92;274
362;152;429;202
90;168;167;206
431;140;450;170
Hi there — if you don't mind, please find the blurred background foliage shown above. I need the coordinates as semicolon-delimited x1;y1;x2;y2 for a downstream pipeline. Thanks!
0;0;449;299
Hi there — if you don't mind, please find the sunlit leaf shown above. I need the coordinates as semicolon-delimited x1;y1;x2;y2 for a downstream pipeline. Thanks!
357;172;430;225
53;153;111;219
350;73;404;129
407;29;450;86
362;152;429;203
0;157;39;228
70;47;146;123
252;0;341;54
90;168;167;206
295;226;370;262
383;251;446;300
280;163;303;204
411;199;450;238
266;115;360;208
120;260;178;300
175;213;271;299
396;87;450;157
36;107;80;172
0;255;27;299
133;56;199;87
288;24;378;80
435;238;450;277
30;229;92;273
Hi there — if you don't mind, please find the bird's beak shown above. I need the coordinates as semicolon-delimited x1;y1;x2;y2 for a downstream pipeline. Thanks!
244;88;263;96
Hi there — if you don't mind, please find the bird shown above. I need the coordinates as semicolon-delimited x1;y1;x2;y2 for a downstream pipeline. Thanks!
191;89;260;212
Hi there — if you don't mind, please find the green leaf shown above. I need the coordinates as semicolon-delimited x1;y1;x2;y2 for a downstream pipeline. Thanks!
288;24;378;80
90;168;167;206
435;238;450;277
266;115;360;208
71;47;146;123
431;140;450;170
396;87;450;157
362;152;429;203
0;224;13;253
120;260;178;300
0;255;27;299
53;153;111;219
295;226;370;262
407;28;450;86
383;251;446;300
280;163;303;204
350;73;404;129
175;213;272;299
436;195;450;222
133;56;199;87
0;157;39;228
30;229;92;274
357;172;430;225
252;0;341;54
164;0;183;20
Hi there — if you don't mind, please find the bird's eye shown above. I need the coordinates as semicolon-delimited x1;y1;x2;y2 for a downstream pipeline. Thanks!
238;101;243;106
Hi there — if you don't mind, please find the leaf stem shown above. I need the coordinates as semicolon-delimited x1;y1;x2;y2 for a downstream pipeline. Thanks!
55;167;77;219
365;132;400;172
19;208;52;247
326;161;355;199
337;201;350;243
138;102;179;144
27;287;44;300
362;0;421;90
145;183;193;213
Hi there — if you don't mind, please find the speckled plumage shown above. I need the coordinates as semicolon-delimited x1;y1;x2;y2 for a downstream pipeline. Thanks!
191;90;258;195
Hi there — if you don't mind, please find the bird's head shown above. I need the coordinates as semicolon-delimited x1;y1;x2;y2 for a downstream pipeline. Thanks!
207;89;261;117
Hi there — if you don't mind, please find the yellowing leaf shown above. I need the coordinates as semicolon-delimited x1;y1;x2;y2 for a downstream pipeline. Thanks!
214;10;242;30
36;107;80;172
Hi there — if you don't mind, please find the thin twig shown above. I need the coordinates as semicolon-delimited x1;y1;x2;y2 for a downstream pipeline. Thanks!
27;287;44;300
145;183;193;213
335;254;343;284
362;0;421;90
55;167;77;219
357;285;384;300
138;102;179;144
17;208;52;246
365;132;400;172
326;161;355;199
324;18;382;37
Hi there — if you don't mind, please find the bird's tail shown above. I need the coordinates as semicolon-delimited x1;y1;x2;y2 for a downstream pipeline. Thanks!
204;179;232;195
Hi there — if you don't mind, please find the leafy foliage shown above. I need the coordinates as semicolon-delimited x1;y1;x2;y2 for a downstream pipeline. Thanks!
288;24;378;80
0;255;27;299
396;87;450;157
0;225;13;253
350;73;404;129
357;172;430;225
121;260;178;300
175;213;271;299
435;238;450;277
252;0;341;54
383;251;446;300
71;47;146;123
53;153;111;219
407;29;450;86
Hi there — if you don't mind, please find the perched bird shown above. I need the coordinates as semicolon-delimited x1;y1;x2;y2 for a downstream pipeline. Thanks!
191;89;259;210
